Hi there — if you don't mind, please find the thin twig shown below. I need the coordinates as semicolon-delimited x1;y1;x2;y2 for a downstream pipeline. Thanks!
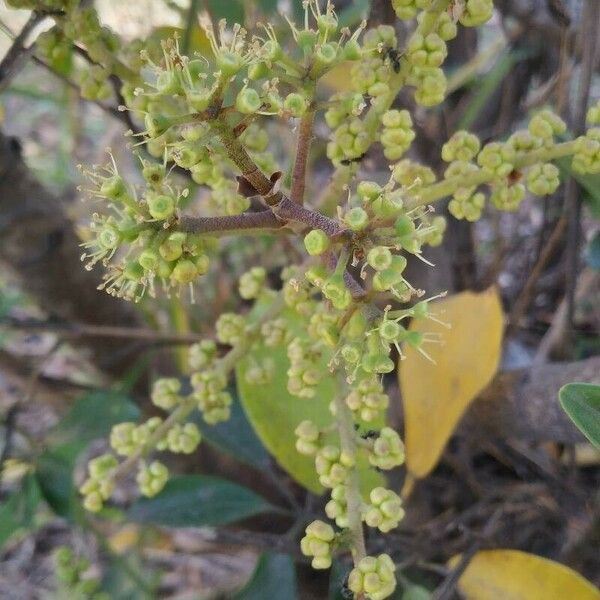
564;0;600;342
508;214;567;333
431;508;504;600
1;316;202;344
0;12;45;92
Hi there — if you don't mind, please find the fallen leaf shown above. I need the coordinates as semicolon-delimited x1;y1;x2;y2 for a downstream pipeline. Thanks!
399;287;503;478
449;549;600;600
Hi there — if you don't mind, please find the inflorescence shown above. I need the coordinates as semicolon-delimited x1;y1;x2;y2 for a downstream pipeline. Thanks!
13;0;600;598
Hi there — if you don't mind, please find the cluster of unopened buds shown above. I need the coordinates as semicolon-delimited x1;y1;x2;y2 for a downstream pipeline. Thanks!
14;0;600;597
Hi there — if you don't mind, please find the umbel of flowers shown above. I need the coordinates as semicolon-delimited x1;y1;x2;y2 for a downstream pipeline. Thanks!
9;0;600;598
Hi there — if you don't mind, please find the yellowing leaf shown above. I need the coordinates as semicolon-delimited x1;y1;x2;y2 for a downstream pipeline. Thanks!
399;287;503;478
236;303;382;494
449;549;600;600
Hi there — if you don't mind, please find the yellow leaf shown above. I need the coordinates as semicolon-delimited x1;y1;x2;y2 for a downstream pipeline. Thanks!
399;287;503;478
449;549;600;600
108;524;140;553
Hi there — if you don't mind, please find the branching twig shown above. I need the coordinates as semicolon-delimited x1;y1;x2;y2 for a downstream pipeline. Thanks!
0;12;45;92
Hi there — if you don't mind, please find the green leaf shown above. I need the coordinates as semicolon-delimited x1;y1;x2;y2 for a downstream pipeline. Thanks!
207;0;244;22
401;585;433;600
48;391;140;449
35;444;78;519
101;554;157;600
338;0;370;27
233;553;297;600
586;231;600;271
0;473;42;548
555;156;600;218
236;305;383;494
329;559;352;600
559;383;600;449
193;391;270;469
35;392;139;519
127;475;272;527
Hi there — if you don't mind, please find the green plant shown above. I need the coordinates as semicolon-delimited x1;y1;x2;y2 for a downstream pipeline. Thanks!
4;0;600;598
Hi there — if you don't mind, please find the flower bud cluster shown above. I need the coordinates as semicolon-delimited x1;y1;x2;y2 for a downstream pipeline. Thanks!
156;422;202;454
380;110;415;161
344;376;390;422
315;445;354;488
287;337;324;398
136;460;169;497
216;312;246;346
80;157;213;302
325;484;349;527
295;419;321;456
573;128;600;174
191;370;232;424
244;357;275;384
79;453;117;513
261;317;290;346
368;427;406;470
300;520;336;569
363;487;405;533
348;554;397;600
54;546;108;600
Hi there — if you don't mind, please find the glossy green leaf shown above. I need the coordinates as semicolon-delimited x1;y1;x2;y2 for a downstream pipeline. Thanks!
555;156;600;218
127;475;272;527
207;0;244;22
233;553;297;600
193;391;270;469
101;554;157;600
0;473;42;548
35;444;78;519
401;585;433;600
559;383;600;449
236;305;383;494
329;559;352;600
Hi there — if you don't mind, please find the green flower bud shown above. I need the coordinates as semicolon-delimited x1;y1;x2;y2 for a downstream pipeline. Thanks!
367;246;393;271
216;312;246;346
239;266;267;299
344;207;369;231
526;163;560;196
295;419;320;455
348;554;397;600
304;229;331;256
147;194;175;220
171;258;198;283
137;460;169;497
236;87;262;114
151;377;181;411
369;427;405;470
284;92;308;117
300;520;335;570
459;0;494;27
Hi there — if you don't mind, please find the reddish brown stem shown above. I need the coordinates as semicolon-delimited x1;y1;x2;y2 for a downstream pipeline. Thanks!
290;110;315;205
177;210;283;235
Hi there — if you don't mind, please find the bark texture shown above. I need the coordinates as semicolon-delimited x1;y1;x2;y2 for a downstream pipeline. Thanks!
463;356;600;444
0;131;142;377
